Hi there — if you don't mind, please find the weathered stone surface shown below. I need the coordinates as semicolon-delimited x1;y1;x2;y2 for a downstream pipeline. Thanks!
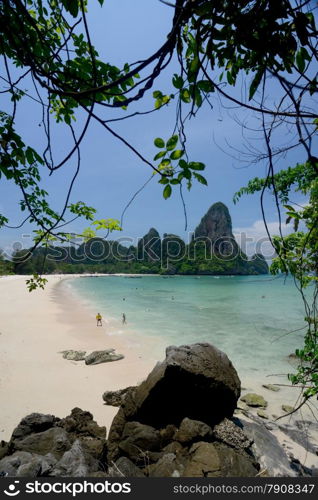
147;453;184;477
61;350;86;361
12;427;71;459
241;393;267;408
183;442;221;477
118;422;161;462
108;343;240;462
262;384;280;392
0;451;35;476
103;387;135;407
85;350;124;365
239;418;297;477
51;440;99;477
212;418;252;452
11;413;57;440
175;418;212;444
159;425;178;448
214;442;259;477
58;408;106;439
109;457;145;477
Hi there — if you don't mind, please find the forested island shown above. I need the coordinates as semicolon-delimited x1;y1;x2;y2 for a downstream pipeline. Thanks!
5;203;269;276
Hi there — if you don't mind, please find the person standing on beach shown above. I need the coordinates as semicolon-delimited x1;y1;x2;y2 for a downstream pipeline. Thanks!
96;313;102;327
122;313;126;324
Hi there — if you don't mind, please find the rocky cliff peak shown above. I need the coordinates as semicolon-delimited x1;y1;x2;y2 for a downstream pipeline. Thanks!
137;228;161;262
194;202;233;241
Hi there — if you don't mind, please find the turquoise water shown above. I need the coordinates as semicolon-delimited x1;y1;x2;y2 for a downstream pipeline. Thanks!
68;275;308;382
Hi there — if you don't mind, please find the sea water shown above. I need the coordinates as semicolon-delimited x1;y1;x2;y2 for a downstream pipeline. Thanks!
67;274;309;387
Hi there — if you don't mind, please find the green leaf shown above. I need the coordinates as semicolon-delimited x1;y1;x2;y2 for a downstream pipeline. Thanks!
153;90;163;99
154;137;165;148
194;173;208;185
197;80;214;92
163;184;172;199
180;88;191;103
172;74;184;89
153;151;166;161
61;0;79;17
188;162;205;171
179;159;188;169
170;149;184;160
249;69;264;100
166;135;178;151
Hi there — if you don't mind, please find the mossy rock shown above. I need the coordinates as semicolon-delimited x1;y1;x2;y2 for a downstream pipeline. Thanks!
240;393;268;408
262;384;280;392
282;405;294;413
257;410;269;419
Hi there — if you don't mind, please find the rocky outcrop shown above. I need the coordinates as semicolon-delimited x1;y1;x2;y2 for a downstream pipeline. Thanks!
193;202;240;257
61;350;86;361
240;393;268;408
103;387;135;407
85;350;124;365
0;408;107;477
106;343;258;477
137;228;161;262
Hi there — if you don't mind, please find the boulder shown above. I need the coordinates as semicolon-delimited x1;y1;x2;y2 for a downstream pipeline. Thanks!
240;393;267;408
0;451;57;477
12;427;71;459
58;408;106;439
109;457;146;477
11;413;57;440
108;343;240;462
61;350;86;361
85;350;124;365
118;422;161;463
147;453;185;477
257;410;269;419
175;418;212;444
103;387;135;407
50;440;100;477
108;343;240;463
183;441;258;477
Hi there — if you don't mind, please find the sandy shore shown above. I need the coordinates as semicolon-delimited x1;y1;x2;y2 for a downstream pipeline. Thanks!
0;275;157;442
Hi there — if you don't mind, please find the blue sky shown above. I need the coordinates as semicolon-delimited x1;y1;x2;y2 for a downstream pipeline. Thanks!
0;0;309;258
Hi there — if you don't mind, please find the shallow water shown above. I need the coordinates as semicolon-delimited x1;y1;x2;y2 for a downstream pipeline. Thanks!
67;274;309;385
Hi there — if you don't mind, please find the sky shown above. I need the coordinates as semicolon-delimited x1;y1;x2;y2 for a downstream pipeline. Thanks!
0;0;310;259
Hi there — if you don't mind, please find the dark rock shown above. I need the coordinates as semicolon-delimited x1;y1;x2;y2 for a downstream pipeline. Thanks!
108;343;240;462
278;424;318;456
58;408;106;439
147;453;185;477
0;451;57;477
12;427;71;459
103;387;135;407
212;418;252;452
159;425;178;448
0;441;9;460
50;440;100;477
85;350;124;365
175;418;212;444
118;422;161;463
109;457;145;477
183;441;258;477
0;451;36;476
11;413;57;440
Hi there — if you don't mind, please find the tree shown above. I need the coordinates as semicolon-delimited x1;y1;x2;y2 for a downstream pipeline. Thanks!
0;1;317;401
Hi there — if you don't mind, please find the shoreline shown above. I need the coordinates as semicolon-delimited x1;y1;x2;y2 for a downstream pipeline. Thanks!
0;274;317;470
0;275;157;442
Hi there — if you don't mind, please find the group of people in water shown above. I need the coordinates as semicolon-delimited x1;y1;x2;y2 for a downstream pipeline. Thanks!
95;312;126;327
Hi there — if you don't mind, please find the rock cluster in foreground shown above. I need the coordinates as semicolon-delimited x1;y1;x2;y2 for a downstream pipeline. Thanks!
0;343;316;477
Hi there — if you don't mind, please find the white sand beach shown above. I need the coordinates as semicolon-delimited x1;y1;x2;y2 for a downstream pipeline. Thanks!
0;275;157;442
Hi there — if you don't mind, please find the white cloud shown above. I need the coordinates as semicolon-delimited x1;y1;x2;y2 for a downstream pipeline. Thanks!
233;219;293;259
